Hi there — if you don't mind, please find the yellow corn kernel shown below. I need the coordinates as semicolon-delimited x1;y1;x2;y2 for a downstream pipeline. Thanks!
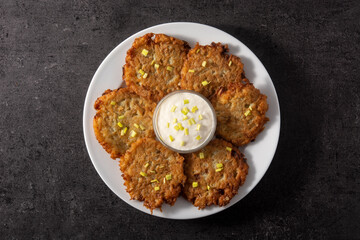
170;105;177;112
207;185;210;191
196;135;201;140
138;69;145;75
191;106;198;113
215;168;223;172
196;49;200;53
139;125;145;130
134;123;139;129
144;163;149;168
151;179;158;183
188;69;195;73
192;182;198;188
117;122;123;128
154;63;159;69
141;49;149;56
154;186;160;191
174;125;180;131
181;107;189;115
173;118;178;123
151;59;155;65
118;115;125;119
178;123;184;130
166;122;170;128
198;114;203;120
120;127;128;136
244;109;251;116
196;124;201;131
130;130;137;138
166;174;172;180
142;73;148;79
182;116;189;120
216;163;223;168
180;141;185;146
226;147;232;152
184;99;189;104
169;135;174;142
201;81;209;86
184;128;189;136
202;61;207;67
110;101;116;105
166;66;173;71
228;60;232;66
190;118;196;125
140;172;146;177
199;152;205;159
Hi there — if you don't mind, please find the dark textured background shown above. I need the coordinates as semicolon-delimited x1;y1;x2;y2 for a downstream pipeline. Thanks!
1;0;359;239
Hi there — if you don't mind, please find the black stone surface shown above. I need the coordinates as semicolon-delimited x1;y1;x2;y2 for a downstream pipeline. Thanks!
1;0;359;239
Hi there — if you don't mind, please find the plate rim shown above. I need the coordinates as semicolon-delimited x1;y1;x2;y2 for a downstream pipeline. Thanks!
83;22;281;220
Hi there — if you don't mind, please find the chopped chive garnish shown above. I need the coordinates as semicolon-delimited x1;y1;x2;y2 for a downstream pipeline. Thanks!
130;130;137;138
181;107;189;115
184;128;189;136
141;49;149;56
138;69;145;75
120;127;128;136
202;81;209;86
216;163;223;168
191;106;198;113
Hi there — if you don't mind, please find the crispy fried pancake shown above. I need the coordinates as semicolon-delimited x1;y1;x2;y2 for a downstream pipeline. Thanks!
119;138;186;213
123;33;190;102
180;42;248;98
93;88;156;159
211;83;269;146
182;138;248;209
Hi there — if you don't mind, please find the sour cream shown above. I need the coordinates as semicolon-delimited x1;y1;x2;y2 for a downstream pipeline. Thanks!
153;90;216;153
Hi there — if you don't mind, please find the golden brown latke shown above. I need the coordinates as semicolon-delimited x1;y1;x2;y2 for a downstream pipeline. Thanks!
180;42;248;98
123;33;190;102
119;138;186;213
93;88;156;159
211;83;269;146
182;138;248;209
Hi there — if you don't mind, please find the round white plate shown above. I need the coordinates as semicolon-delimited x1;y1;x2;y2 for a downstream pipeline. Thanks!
83;22;281;219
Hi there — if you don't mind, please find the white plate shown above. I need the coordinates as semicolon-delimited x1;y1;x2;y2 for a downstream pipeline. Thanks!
83;22;281;219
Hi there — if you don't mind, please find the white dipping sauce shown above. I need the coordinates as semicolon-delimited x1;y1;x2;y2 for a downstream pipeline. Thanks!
154;91;216;152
